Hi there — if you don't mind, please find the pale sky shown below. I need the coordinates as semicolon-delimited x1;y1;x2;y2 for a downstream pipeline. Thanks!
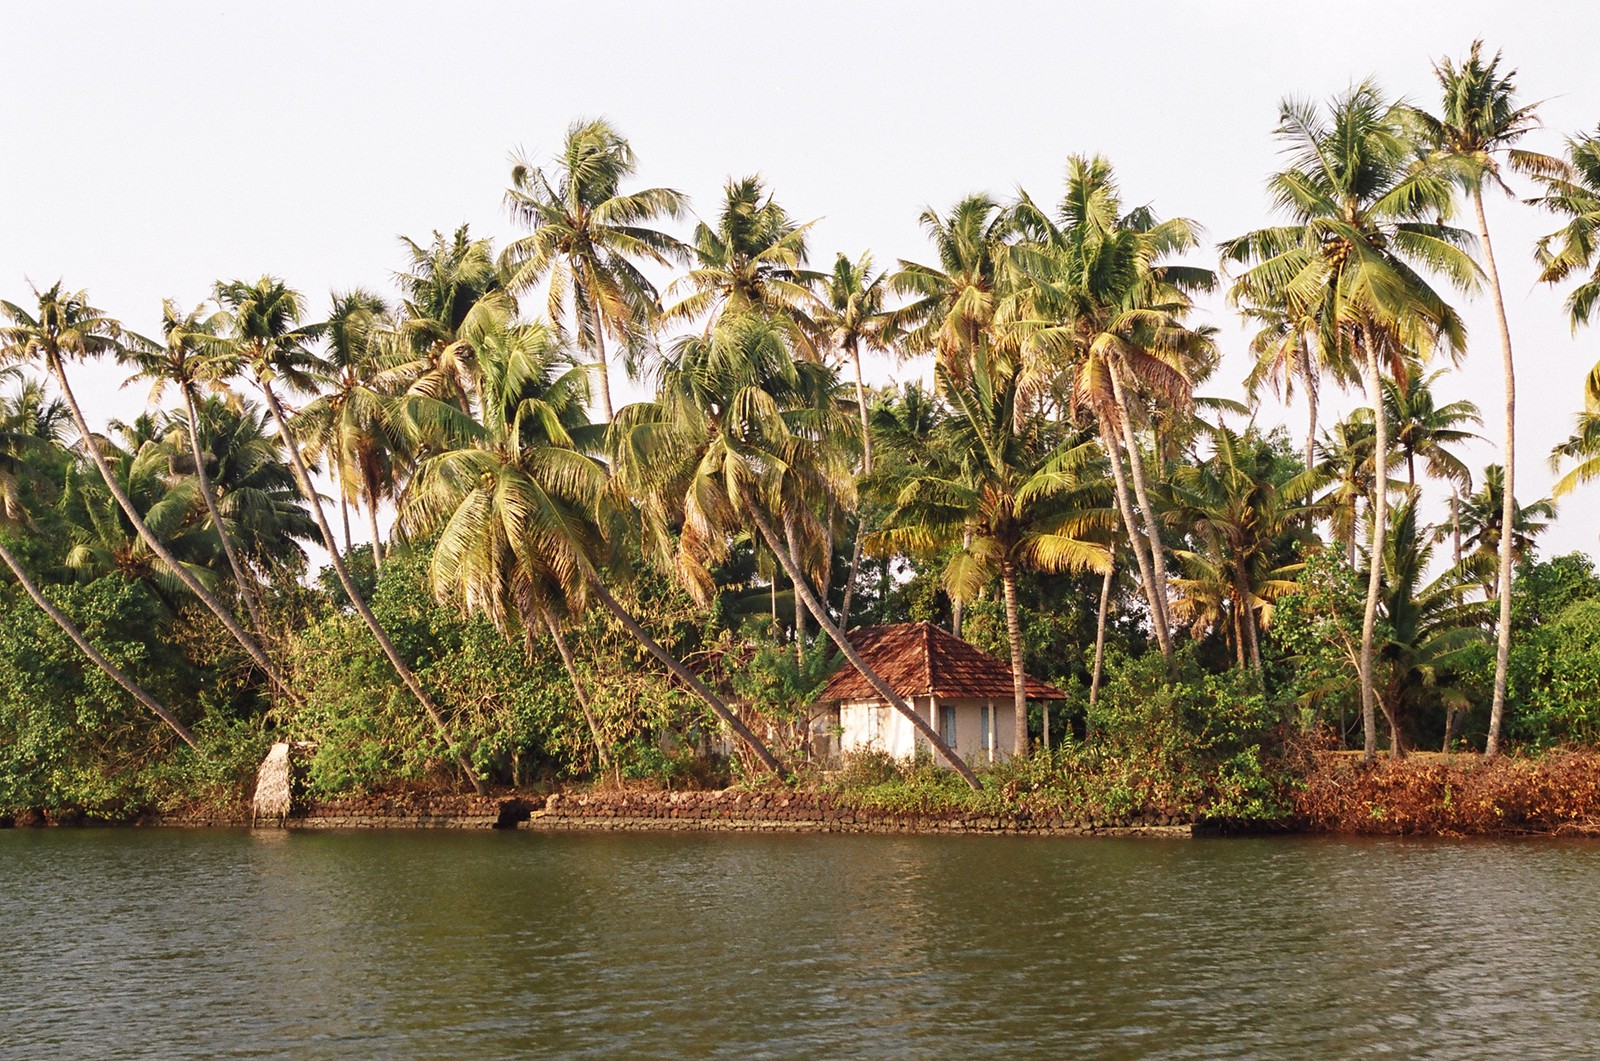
2;1;1597;560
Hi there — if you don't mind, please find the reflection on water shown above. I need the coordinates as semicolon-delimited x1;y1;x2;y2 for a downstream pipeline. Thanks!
2;828;1597;1059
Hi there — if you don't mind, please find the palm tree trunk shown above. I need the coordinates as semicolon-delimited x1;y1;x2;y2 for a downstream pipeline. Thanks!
539;608;610;770
1108;363;1176;639
182;386;270;645
579;563;785;778
1000;561;1029;758
366;497;385;572
1303;345;1319;474
1358;326;1388;764
1475;186;1517;759
586;285;615;424
784;513;805;664
741;484;982;790
256;375;484;794
1089;559;1113;711
0;536;199;751
841;345;872;633
1451;488;1462;567
336;463;354;555
1101;421;1174;667
51;358;295;702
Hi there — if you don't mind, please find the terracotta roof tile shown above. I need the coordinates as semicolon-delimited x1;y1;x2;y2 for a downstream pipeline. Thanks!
814;622;1067;703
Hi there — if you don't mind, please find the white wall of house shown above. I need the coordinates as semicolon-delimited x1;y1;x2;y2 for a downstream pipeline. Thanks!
837;696;1016;765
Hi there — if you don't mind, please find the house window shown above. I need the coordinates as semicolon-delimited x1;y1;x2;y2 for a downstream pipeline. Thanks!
939;704;957;748
980;704;992;754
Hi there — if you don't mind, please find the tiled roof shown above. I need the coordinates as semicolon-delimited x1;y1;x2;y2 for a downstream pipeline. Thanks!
813;622;1068;703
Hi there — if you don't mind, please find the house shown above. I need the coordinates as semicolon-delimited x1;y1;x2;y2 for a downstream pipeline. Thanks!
809;622;1067;765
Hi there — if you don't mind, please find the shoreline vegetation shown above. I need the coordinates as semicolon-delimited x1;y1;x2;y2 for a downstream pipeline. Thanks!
5;43;1600;833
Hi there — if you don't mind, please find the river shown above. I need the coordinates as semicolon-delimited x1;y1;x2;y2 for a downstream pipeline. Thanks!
2;829;1597;1059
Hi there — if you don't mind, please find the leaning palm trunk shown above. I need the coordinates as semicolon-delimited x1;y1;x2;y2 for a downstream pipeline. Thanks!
579;564;785;778
1089;558;1114;712
51;359;296;702
741;486;982;791
256;377;484;794
539;608;610;771
1474;186;1517;759
1100;421;1175;668
0;537;199;751
1108;363;1176;638
1000;561;1029;758
181;386;271;644
1302;344;1320;475
839;345;874;631
1357;327;1388;762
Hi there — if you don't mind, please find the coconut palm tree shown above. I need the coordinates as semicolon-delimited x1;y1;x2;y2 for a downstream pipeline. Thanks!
122;300;272;638
818;252;896;629
893;195;1013;370
613;312;981;789
1012;156;1218;670
0;397;198;750
1222;82;1478;760
1532;131;1600;501
405;318;785;778
1549;386;1600;498
0;284;295;700
174;396;318;576
1168;425;1323;675
1382;362;1481;490
1408;41;1559;757
1454;463;1554;592
869;350;1111;755
1372;496;1492;755
386;226;514;412
294;290;406;568
663;176;820;351
213;276;484;793
502;120;688;421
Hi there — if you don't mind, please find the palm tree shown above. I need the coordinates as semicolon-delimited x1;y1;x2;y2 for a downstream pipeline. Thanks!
613;313;981;789
1455;464;1554;593
1238;296;1356;472
1532;130;1600;499
893;194;1012;370
1222;83;1477;760
294;290;405;568
405;318;785;777
869;351;1111;756
1372;496;1491;755
1013;156;1218;670
122;300;272;639
663;176;821;350
1382;362;1481;489
1169;425;1323;674
402;321;613;768
213;276;484;793
387;226;514;412
0;396;198;750
1409;41;1558;757
1549;384;1600;498
818;252;895;629
502;120;688;421
175;396;319;576
0;284;295;701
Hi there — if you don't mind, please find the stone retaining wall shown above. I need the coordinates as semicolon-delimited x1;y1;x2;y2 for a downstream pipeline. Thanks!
106;788;1192;836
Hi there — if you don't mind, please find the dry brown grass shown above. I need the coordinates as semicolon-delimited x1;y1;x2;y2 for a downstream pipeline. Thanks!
1294;749;1600;836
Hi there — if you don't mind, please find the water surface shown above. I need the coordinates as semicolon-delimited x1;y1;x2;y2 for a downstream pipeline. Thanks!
2;829;1596;1059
